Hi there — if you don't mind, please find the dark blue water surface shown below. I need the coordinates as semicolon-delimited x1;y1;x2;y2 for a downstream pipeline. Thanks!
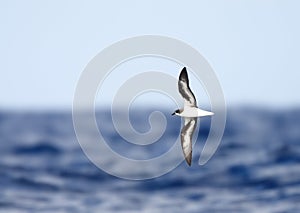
0;108;300;212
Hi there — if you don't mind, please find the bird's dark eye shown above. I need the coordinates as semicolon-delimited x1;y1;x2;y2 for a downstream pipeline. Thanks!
176;109;180;113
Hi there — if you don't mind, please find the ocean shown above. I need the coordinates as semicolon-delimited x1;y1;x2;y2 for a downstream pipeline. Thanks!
0;107;300;212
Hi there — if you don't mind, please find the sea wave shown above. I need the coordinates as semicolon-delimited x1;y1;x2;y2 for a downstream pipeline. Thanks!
0;108;300;212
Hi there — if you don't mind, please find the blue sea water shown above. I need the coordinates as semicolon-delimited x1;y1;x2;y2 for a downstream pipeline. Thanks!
0;107;300;212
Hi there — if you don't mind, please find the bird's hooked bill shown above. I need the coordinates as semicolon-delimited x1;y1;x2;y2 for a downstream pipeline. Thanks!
171;112;175;115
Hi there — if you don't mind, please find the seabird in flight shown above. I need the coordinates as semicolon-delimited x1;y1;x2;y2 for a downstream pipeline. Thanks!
172;67;214;166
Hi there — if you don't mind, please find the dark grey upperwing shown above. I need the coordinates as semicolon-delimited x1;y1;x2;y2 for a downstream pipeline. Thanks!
178;67;197;107
180;117;197;166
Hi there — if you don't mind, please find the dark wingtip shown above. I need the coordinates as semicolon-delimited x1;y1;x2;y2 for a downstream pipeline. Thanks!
179;67;188;82
186;152;192;166
186;159;192;166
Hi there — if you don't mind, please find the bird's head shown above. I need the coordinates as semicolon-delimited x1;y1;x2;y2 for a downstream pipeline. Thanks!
172;109;181;116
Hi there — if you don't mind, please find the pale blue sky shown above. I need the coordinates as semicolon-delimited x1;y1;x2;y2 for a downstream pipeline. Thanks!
1;0;300;109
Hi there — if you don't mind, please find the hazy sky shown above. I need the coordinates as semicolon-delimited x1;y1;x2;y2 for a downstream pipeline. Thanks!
1;0;300;109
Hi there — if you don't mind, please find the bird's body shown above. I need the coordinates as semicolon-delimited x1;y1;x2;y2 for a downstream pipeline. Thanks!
175;106;214;118
172;67;214;166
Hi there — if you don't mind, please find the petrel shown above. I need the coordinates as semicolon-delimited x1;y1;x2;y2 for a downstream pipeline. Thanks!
172;67;214;166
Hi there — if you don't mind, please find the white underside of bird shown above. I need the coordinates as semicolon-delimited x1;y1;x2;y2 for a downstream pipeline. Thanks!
175;106;214;118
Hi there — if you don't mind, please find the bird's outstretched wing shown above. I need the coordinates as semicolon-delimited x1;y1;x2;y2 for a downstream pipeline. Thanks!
178;67;197;107
180;117;197;166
